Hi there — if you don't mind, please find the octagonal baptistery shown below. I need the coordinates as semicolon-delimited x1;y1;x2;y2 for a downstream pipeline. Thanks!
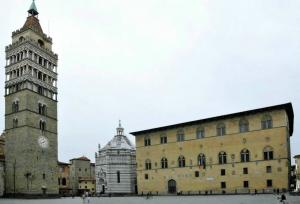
95;122;136;195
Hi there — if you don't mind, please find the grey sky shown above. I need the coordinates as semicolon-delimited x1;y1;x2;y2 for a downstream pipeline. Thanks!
0;0;299;163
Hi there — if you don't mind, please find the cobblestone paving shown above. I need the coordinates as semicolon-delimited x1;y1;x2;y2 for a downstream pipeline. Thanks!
0;195;299;204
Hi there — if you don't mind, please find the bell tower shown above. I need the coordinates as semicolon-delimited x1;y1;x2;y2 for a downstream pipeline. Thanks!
4;0;59;196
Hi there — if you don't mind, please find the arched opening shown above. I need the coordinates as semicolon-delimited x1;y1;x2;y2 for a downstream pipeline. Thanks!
62;178;66;186
168;179;176;194
19;36;25;42
38;39;45;47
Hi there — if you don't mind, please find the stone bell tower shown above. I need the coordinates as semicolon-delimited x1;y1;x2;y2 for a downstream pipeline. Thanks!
4;0;59;196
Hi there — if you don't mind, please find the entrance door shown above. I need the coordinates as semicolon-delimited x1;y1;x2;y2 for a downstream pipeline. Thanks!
168;179;176;194
102;185;105;194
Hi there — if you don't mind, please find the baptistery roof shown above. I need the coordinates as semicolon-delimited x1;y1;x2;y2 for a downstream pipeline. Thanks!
100;121;135;151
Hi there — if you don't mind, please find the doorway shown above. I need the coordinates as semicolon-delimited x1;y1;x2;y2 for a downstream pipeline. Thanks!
168;179;176;194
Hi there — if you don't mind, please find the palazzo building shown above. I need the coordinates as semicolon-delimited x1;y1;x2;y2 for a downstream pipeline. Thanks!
95;122;136;195
69;157;95;195
131;103;294;195
4;1;59;196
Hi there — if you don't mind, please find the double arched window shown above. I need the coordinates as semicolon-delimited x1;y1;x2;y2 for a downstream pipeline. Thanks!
38;103;47;116
263;146;274;160
39;120;46;132
198;153;206;168
177;129;185;142
219;151;227;164
196;127;205;139
239;119;249;133
261;114;272;129
240;149;250;162
178;156;185;167
161;157;168;169
217;123;226;136
12;101;19;113
13;118;18;128
145;159;152;170
144;135;151;146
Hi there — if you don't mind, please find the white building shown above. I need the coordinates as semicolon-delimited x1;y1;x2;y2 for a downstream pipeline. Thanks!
95;122;136;195
295;155;300;192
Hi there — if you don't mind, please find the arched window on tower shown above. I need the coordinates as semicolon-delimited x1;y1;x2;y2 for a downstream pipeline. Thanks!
39;120;46;132
38;39;44;48
13;118;18;128
239;119;249;133
219;151;227;164
240;149;250;162
12;101;19;113
38;103;47;116
161;157;168;169
19;36;25;42
178;155;185;168
198;153;206;169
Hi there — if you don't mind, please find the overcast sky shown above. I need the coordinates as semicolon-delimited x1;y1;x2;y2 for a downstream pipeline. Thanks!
0;0;299;163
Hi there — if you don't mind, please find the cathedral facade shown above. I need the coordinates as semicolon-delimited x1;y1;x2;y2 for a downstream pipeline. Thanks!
95;122;136;194
4;1;59;196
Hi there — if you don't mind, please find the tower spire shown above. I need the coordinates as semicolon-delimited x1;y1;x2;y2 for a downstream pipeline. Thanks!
28;0;39;16
116;120;124;135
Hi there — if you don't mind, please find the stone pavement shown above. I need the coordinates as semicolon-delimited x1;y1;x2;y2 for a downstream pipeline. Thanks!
0;194;299;204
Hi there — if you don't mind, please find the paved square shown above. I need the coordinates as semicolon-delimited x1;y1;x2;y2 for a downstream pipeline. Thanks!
0;195;300;204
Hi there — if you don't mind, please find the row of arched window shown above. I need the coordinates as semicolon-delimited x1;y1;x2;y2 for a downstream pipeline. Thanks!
11;101;47;115
12;118;46;132
144;147;274;170
6;46;57;72
144;115;273;146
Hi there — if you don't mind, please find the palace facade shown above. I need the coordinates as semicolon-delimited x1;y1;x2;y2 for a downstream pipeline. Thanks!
131;103;294;195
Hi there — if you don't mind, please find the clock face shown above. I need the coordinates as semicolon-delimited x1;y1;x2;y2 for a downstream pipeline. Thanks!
38;136;49;149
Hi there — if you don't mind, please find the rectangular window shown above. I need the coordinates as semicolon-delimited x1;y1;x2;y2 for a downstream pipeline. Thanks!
43;173;46;180
243;167;248;174
196;130;205;139
160;136;167;144
145;174;149;180
144;138;151;146
117;171;120;183
243;181;249;188
177;134;184;142
266;166;272;173
221;169;226;176
267;179;272;187
217;127;226;136
195;171;199;177
221;182;226;189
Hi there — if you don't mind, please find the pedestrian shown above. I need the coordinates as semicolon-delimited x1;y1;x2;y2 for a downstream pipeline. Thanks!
280;193;286;203
82;194;86;203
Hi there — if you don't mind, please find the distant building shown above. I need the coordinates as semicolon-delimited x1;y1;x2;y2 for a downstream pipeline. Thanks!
131;103;294;195
0;133;5;197
58;162;71;196
69;156;95;195
95;122;136;195
294;155;300;192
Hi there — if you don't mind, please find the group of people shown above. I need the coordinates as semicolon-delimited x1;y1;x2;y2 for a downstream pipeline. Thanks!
82;191;91;203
